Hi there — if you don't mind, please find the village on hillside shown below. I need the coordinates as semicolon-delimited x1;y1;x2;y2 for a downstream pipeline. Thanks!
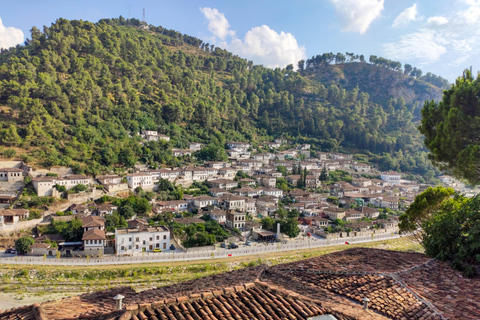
0;134;474;258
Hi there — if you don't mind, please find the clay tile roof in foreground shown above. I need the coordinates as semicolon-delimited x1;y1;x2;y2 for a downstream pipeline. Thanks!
120;283;336;320
2;248;480;320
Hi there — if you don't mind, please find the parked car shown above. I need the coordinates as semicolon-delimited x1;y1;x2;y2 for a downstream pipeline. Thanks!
170;244;176;251
153;248;162;252
220;243;227;248
307;232;312;237
244;241;251;246
5;248;12;254
229;243;239;249
9;249;16;254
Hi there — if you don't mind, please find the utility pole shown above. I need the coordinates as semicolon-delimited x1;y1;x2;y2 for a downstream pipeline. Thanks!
143;7;146;24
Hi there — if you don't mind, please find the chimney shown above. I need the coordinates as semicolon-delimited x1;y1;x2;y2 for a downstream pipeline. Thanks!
113;294;125;310
276;223;281;239
362;297;370;310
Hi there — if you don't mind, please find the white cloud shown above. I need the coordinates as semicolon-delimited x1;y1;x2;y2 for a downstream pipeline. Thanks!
228;25;306;69
329;0;384;34
383;3;480;68
200;7;234;40
426;16;449;27
0;17;24;50
200;8;306;69
383;30;447;63
460;0;480;6
392;4;420;28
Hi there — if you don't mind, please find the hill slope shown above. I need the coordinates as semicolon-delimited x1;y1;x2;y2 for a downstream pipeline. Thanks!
0;17;443;178
302;62;443;108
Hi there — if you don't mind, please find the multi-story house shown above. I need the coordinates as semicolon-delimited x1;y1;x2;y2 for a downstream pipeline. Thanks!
208;208;227;224
323;207;347;220
115;225;170;254
261;187;283;198
154;200;189;213
226;142;250;152
127;173;153;189
82;216;106;255
192;196;218;209
220;194;246;212
189;143;202;152
226;211;246;230
207;179;238;190
0;168;23;182
32;175;93;197
380;171;402;185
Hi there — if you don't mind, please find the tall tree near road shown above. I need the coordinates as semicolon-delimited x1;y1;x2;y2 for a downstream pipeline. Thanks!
419;69;480;184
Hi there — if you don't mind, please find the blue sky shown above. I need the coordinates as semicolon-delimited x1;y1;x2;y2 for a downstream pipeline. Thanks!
1;0;479;82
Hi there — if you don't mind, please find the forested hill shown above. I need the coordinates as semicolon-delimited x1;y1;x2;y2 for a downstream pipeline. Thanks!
0;17;443;178
302;62;443;110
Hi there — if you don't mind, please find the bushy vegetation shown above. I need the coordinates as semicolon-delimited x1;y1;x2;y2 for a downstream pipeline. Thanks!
15;236;35;254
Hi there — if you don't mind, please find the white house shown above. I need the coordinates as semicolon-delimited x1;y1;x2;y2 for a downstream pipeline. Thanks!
127;173;153;189
189;143;203;152
227;141;250;151
82;216;106;255
0;168;23;182
380;171;402;185
115;225;170;254
0;209;29;225
261;187;283;198
209;208;227;224
32;175;92;197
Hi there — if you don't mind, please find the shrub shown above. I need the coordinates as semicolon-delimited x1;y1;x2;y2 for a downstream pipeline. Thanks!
15;236;35;254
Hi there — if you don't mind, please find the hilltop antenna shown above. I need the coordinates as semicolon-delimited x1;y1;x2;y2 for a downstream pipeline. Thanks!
129;5;131;20
143;7;146;24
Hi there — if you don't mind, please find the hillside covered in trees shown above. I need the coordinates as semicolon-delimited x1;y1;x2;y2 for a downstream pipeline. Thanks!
0;17;445;179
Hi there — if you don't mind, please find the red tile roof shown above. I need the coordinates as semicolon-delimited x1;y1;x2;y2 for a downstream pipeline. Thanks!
2;248;480;320
82;228;106;240
81;215;105;228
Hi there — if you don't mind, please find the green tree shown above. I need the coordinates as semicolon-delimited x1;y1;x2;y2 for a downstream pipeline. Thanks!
319;165;328;181
419;70;480;184
119;205;135;219
422;194;480;277
3;149;16;158
261;216;276;231
399;186;456;244
15;236;35;254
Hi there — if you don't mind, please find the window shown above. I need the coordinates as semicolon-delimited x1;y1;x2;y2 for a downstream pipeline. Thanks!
156;243;159;248
149;237;153;241
128;245;132;249
163;235;167;239
136;245;139;249
121;246;125;251
136;237;140;242
156;236;159;240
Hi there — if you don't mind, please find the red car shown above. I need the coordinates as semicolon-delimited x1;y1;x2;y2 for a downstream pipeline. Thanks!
307;232;312;237
345;241;350;244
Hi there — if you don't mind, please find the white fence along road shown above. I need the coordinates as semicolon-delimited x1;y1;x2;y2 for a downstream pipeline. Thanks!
0;232;399;266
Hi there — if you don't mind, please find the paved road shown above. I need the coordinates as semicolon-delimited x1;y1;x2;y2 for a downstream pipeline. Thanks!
0;233;399;266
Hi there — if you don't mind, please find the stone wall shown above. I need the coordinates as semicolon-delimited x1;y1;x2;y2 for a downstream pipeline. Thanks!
66;189;104;202
0;217;43;234
105;183;128;193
